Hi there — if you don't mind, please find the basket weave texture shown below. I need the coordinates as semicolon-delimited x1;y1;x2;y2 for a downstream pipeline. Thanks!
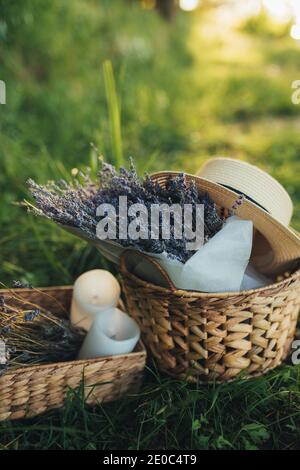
121;260;300;382
0;286;146;421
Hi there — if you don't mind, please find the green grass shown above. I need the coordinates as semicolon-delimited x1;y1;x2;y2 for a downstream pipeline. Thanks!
0;0;300;450
1;364;300;450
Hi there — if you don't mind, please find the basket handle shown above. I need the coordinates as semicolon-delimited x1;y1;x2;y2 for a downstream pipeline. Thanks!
120;250;176;290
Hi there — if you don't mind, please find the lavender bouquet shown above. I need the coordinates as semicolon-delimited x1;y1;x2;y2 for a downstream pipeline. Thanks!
26;159;224;263
26;159;258;292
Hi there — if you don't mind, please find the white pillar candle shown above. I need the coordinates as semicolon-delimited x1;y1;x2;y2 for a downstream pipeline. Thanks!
78;308;140;359
71;270;121;331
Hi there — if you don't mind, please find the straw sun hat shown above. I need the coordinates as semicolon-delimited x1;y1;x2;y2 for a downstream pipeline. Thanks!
152;158;300;275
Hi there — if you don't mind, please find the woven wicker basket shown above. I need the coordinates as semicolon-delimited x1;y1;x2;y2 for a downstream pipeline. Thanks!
120;257;300;382
0;286;146;421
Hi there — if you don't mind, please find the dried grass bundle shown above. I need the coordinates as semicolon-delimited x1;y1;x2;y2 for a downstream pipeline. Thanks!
0;286;84;375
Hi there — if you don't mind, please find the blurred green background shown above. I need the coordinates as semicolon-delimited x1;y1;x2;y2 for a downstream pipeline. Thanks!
1;0;300;287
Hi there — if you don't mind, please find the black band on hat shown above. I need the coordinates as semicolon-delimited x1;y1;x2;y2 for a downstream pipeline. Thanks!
220;184;269;213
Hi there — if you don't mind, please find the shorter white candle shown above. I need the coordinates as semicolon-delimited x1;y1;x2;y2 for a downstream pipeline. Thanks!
71;270;120;331
78;308;140;359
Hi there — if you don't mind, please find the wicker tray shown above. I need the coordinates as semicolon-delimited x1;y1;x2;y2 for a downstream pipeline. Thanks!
120;257;300;382
0;286;146;421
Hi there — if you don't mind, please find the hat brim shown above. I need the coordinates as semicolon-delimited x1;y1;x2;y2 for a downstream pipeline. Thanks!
150;171;300;275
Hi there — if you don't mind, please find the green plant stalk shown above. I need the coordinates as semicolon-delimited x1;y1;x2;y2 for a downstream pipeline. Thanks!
103;60;124;167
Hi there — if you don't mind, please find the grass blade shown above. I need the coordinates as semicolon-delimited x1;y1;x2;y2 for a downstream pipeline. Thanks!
103;60;124;167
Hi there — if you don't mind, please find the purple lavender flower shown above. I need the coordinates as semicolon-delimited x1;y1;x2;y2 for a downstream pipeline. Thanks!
27;159;224;263
12;281;33;289
24;309;41;321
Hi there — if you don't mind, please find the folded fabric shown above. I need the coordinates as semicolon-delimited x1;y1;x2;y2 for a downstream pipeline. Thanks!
240;264;272;291
152;216;253;292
